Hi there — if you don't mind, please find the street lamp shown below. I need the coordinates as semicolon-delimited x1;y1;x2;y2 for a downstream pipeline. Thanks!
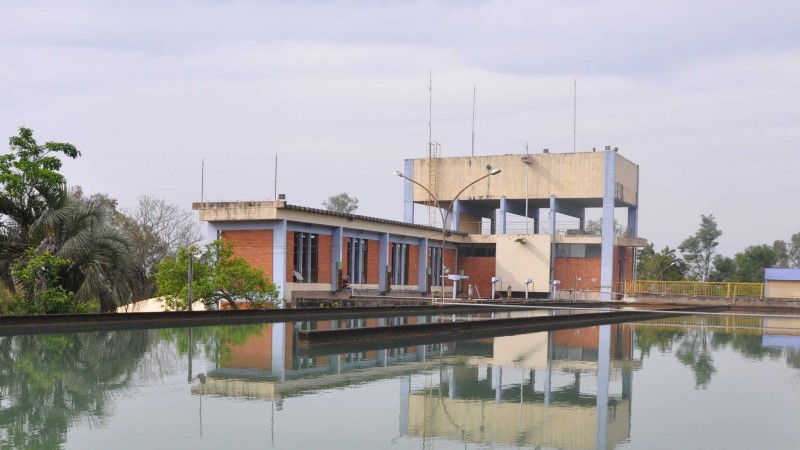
573;276;582;302
395;168;502;303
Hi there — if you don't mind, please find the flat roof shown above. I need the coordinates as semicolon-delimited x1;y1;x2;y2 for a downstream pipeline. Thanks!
765;268;800;281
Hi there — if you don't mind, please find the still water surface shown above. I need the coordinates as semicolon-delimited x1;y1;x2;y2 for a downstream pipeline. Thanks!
3;312;800;449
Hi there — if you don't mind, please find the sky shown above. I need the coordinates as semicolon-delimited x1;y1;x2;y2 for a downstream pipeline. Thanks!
1;0;798;256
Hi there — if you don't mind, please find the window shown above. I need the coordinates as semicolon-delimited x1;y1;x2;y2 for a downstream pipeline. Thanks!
347;238;368;284
459;244;496;257
293;232;319;282
391;243;410;285
555;244;602;258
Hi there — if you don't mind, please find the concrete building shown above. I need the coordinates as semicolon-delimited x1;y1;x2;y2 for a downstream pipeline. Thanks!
765;268;800;299
194;149;646;303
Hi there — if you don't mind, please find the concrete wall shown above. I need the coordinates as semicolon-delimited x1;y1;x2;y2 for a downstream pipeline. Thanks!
766;281;800;299
411;152;638;207
495;234;551;294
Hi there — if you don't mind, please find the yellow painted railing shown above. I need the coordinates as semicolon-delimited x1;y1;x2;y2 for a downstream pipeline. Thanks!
620;280;765;300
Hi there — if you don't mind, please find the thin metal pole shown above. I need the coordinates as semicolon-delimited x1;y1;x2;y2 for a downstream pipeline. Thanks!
273;154;278;201
200;159;204;203
573;79;577;153
471;85;476;157
188;255;193;312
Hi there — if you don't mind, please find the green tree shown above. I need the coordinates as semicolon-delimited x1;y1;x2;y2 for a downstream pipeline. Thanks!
9;248;77;314
636;244;685;280
789;232;800;268
733;244;777;282
322;192;359;214
679;214;723;282
34;190;138;312
710;255;736;282
155;239;279;310
773;240;790;268
0;127;79;293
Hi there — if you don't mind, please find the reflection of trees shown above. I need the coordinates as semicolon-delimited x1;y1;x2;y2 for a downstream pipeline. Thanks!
0;330;151;449
675;327;715;389
159;324;268;361
635;321;787;389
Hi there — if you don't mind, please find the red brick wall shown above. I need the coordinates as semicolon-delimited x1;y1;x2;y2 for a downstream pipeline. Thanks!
554;257;601;292
458;256;496;298
613;246;636;283
367;240;379;284
444;248;456;276
408;244;419;285
318;234;332;284
220;230;273;279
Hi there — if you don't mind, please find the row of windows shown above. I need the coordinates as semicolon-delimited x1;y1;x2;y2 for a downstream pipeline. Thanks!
555;244;602;258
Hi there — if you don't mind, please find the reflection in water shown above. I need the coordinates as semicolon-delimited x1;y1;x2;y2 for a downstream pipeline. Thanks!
5;313;800;449
0;330;151;449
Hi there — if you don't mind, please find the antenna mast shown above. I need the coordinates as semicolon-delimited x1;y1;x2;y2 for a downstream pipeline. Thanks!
200;159;204;202
471;85;476;157
573;79;577;152
273;154;278;201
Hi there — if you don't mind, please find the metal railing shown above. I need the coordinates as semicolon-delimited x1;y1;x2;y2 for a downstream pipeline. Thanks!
621;280;765;300
457;220;635;238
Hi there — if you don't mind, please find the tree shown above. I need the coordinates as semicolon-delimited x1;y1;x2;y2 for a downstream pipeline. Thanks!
8;248;77;314
679;214;722;282
733;244;777;282
790;232;800;268
0;127;79;293
773;240;790;268
636;244;686;280
155;239;279;310
322;192;359;214
121;196;202;300
710;255;736;282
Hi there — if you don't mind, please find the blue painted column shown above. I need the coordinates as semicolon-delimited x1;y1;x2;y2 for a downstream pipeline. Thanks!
403;159;415;224
600;151;616;301
379;233;390;292
332;226;343;291
497;196;508;234
273;220;288;306
549;195;558;299
532;208;540;234
452;199;461;232
205;222;218;244
594;324;611;450
418;238;429;293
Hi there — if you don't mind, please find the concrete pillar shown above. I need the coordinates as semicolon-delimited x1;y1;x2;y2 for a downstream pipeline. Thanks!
332;226;343;291
379;233;390;292
600;151;616;301
399;376;410;434
532;208;540;234
448;366;456;398
493;365;503;403
418;238;429;293
497;196;508;234
549;195;558;299
329;353;341;374
595;325;611;450
403;159;414;224
206;222;218;244
453;199;461;232
273;220;288;304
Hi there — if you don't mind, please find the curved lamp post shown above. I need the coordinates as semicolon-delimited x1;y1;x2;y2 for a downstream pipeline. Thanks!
395;168;502;303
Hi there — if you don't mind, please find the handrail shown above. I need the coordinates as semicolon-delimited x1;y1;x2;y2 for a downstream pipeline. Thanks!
620;280;765;300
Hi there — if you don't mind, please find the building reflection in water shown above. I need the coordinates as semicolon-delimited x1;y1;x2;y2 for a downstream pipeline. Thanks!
190;314;636;450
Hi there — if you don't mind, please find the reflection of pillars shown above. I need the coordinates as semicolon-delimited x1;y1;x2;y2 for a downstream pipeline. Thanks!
595;325;611;450
492;365;503;403
377;349;388;367
399;375;410;435
622;367;632;400
448;366;456;398
329;353;341;374
416;345;426;362
272;323;286;381
575;371;581;393
545;331;552;406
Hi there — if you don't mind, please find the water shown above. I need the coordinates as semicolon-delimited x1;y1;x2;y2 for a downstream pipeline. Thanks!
2;312;800;449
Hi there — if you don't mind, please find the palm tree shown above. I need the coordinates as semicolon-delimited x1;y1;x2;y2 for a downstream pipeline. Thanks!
33;192;138;312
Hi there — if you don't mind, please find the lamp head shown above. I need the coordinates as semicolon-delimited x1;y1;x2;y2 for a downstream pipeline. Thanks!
394;170;404;177
489;168;502;175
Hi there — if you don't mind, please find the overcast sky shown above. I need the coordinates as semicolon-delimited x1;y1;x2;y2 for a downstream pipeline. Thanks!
1;0;798;256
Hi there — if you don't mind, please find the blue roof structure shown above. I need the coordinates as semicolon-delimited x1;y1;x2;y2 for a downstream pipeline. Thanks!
765;268;800;281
